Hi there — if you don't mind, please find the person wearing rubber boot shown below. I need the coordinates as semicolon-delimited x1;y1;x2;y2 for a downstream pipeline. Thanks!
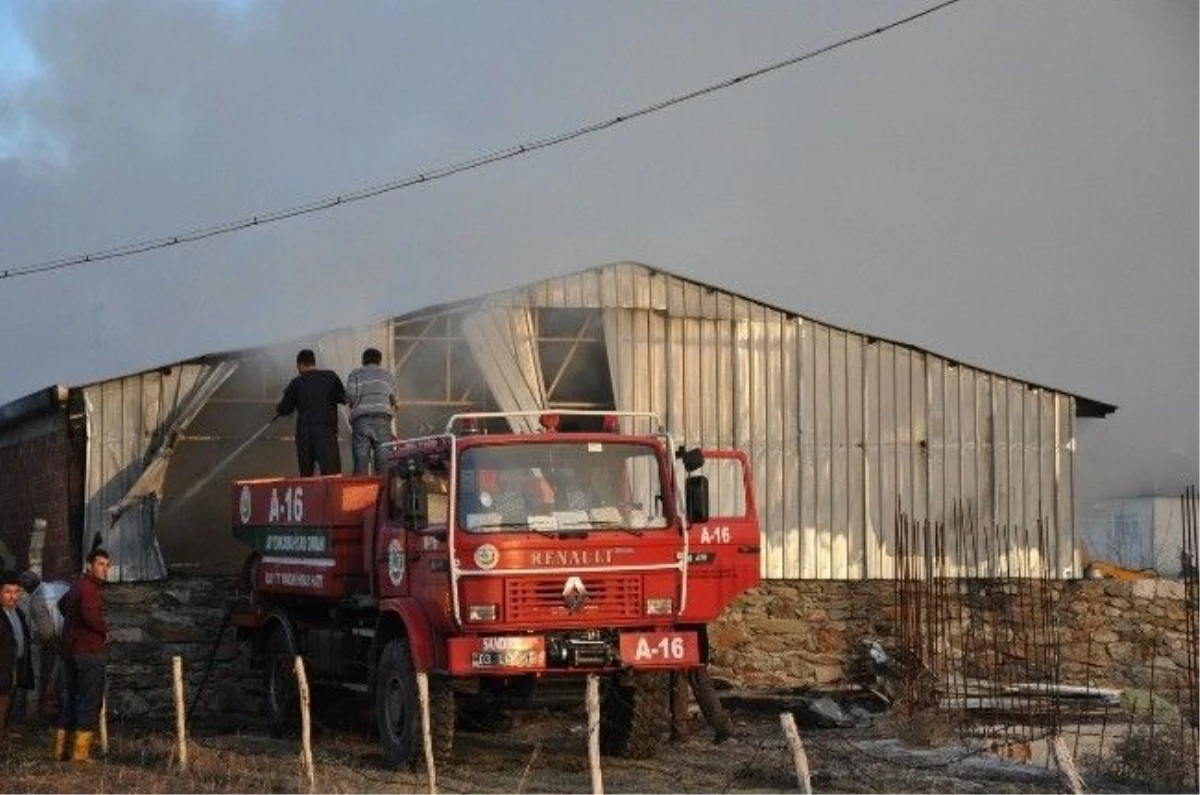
54;547;110;762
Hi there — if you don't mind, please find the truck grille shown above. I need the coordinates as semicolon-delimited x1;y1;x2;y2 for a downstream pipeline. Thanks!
506;576;642;623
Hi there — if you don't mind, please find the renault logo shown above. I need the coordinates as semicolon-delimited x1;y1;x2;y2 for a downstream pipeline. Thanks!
562;576;589;613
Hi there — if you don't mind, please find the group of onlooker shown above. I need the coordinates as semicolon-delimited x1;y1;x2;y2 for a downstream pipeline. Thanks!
1;545;112;762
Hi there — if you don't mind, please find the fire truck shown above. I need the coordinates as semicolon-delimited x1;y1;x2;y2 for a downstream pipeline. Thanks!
230;410;760;767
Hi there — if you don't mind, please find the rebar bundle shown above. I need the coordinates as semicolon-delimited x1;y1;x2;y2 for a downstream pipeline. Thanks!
893;501;1066;756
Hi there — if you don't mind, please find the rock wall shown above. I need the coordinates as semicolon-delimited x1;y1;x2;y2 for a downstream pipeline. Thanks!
90;575;1193;719
708;578;1194;694
103;575;261;723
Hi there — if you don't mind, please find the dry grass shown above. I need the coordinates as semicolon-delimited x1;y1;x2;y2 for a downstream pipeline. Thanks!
0;693;1072;794
1087;725;1198;795
1;724;430;794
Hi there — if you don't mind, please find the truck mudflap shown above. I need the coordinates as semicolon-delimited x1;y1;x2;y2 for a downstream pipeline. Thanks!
446;630;700;676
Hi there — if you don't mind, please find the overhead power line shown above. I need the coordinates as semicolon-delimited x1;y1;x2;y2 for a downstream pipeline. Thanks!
1;0;963;282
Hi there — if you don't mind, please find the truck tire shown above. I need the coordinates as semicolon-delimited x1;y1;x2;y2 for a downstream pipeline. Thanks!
375;637;454;769
599;671;669;758
264;623;300;737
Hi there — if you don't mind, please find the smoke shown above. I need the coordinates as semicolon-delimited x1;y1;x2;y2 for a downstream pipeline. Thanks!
0;1;1193;508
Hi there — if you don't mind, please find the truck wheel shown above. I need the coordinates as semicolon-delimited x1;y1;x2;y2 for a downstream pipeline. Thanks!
599;671;669;758
376;638;454;769
264;624;300;737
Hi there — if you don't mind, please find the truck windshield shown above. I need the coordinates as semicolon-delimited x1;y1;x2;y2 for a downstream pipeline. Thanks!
457;441;669;533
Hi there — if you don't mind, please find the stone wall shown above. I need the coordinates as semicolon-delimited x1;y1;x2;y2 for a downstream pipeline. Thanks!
103;575;261;723
708;578;1194;694
89;575;1193;719
709;580;897;688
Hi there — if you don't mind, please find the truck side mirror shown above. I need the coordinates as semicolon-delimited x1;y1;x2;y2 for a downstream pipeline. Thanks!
391;457;428;530
402;479;429;531
685;474;709;523
676;446;705;473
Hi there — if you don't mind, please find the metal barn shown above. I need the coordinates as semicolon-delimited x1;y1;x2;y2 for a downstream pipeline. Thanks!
0;262;1114;581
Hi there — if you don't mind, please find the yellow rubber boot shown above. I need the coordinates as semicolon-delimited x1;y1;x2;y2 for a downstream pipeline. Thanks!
51;728;69;761
70;730;94;763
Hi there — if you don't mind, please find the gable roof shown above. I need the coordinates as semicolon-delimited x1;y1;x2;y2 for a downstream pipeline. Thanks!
1;261;1116;420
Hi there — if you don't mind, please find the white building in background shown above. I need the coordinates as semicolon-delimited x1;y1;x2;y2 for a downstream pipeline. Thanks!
1083;497;1190;577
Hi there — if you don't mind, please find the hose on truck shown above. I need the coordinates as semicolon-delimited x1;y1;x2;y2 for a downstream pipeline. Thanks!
185;597;247;722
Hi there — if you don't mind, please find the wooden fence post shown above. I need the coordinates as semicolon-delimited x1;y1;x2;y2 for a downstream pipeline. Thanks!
586;674;604;795
172;656;188;770
416;671;437;794
99;690;109;755
293;656;315;791
1053;734;1086;794
780;712;813;794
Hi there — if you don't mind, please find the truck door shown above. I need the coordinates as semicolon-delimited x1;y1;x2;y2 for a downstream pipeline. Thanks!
410;468;452;613
388;467;454;628
680;450;762;621
375;473;411;600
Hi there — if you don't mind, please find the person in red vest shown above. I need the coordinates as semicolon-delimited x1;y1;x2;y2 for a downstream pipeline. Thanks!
54;547;110;763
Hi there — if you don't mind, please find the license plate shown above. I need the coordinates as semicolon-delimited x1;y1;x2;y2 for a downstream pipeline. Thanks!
619;632;700;666
471;649;541;668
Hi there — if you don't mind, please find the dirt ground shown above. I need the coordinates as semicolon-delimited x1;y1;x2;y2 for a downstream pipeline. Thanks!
0;687;1089;795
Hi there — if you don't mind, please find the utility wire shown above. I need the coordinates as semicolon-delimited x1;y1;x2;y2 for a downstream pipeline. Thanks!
1;0;963;282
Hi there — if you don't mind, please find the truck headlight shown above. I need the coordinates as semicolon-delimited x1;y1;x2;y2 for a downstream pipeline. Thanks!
468;604;498;622
645;598;673;615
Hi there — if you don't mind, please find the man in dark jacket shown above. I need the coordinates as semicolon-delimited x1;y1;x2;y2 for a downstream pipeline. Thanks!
55;548;110;762
669;628;733;744
276;348;347;476
0;570;34;735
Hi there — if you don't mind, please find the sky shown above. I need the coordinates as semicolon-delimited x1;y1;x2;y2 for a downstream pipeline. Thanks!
0;0;1195;509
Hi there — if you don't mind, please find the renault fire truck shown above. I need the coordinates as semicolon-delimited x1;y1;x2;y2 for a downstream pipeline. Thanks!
230;410;760;766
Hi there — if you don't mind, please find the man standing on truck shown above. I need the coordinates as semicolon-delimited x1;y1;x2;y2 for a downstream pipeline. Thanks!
345;347;398;475
55;548;110;763
276;349;346;476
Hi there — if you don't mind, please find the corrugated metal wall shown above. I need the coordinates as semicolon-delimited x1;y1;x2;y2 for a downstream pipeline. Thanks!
82;362;235;581
489;262;1079;579
68;263;1081;581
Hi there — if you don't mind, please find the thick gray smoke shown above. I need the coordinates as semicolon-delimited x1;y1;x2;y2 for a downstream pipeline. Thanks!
0;1;1194;509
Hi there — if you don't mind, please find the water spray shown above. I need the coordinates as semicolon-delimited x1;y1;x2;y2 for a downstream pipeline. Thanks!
163;416;280;521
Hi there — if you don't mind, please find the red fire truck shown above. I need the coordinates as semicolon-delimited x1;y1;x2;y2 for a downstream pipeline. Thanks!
230;411;760;766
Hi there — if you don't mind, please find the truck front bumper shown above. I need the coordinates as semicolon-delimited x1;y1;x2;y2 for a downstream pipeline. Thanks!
446;629;701;676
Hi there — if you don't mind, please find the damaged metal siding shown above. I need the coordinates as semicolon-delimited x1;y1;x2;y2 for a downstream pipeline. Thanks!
481;263;1079;579
39;262;1084;581
82;362;238;582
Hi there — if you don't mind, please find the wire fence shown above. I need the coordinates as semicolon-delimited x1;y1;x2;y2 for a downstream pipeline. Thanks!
46;486;1199;792
890;489;1199;791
